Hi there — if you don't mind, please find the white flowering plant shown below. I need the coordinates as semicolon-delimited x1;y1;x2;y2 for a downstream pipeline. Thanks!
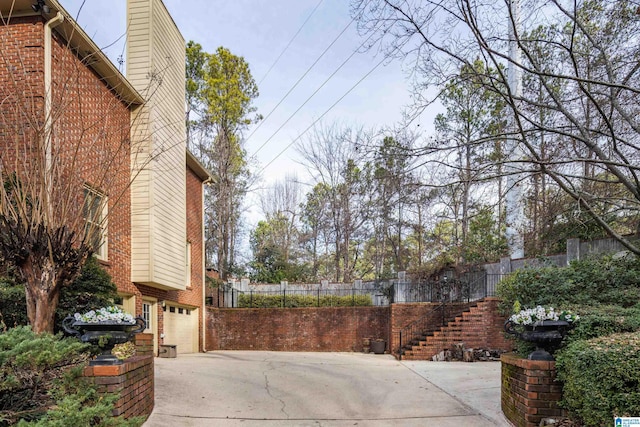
509;305;579;326
73;306;135;324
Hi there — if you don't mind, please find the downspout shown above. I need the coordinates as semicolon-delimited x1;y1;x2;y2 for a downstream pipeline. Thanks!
43;11;64;216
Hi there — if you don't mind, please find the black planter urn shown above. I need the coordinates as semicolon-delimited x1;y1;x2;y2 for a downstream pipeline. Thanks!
62;316;146;365
504;319;571;361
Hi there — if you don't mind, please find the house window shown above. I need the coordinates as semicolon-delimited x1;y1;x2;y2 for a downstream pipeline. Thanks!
83;186;107;260
142;302;152;332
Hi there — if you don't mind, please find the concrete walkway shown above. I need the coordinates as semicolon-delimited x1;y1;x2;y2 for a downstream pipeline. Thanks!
143;351;511;427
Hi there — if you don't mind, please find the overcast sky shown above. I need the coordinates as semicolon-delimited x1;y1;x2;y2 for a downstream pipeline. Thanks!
58;0;437;232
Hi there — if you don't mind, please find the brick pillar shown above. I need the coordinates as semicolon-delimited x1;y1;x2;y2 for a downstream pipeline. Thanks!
134;333;154;356
83;355;154;419
501;353;566;427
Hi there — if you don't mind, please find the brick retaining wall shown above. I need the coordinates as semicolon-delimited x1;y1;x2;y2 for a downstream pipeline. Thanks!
501;353;566;427
206;306;390;352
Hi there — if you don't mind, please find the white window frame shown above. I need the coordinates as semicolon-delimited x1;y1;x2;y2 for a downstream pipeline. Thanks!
83;185;108;261
142;301;152;332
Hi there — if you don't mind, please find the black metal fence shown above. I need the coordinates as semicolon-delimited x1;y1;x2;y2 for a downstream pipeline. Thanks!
211;286;388;308
207;272;509;308
390;273;506;304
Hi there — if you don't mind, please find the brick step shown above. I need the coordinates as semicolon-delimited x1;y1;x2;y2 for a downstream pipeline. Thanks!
398;298;510;361
405;338;471;350
432;331;486;338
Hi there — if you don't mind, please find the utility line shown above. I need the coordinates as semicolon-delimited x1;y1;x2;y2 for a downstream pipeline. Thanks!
247;13;356;149
257;0;324;86
251;10;386;158
257;53;390;176
251;31;363;157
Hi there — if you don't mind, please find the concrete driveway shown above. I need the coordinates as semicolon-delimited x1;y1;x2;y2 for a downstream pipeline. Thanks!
143;351;511;427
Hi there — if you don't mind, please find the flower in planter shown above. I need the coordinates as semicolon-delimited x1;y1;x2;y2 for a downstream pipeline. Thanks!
73;306;135;324
509;305;579;326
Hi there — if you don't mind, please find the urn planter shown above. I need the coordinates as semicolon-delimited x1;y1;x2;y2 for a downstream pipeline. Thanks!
62;316;146;365
504;319;571;361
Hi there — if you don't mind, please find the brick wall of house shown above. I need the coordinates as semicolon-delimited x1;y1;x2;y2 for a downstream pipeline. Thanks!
0;16;44;137
0;16;133;293
50;30;133;296
206;307;390;352
83;356;154;419
501;353;566;427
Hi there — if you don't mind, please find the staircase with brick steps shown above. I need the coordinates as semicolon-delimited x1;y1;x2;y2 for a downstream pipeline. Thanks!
400;297;511;360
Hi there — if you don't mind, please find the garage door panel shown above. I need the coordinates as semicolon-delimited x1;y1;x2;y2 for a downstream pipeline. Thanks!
163;305;198;354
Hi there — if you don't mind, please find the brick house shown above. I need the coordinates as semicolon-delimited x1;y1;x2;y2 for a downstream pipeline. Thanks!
0;0;209;355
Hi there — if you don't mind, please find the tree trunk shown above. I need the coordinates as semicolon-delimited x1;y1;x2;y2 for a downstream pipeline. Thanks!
23;259;62;334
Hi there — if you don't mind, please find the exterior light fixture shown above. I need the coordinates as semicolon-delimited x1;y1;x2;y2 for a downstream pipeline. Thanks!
32;0;50;13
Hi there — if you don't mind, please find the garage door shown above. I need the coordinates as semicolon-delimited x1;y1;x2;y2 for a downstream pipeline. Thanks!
163;305;198;354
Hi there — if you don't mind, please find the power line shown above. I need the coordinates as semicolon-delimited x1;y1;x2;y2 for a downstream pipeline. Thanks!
247;14;356;149
251;27;364;157
257;0;324;86
251;9;387;158
257;53;390;176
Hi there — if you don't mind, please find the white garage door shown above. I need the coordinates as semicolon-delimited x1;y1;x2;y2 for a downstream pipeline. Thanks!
163;305;198;354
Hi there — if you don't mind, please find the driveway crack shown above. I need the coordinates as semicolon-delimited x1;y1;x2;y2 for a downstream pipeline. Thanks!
264;363;289;419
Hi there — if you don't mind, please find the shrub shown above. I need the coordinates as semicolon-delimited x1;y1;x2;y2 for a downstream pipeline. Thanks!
496;255;640;359
556;332;640;426
0;257;119;332
238;293;373;308
568;305;640;342
0;327;142;426
496;254;640;314
0;278;28;329
55;257;120;328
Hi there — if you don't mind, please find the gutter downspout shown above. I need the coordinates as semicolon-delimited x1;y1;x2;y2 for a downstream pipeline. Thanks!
43;11;64;217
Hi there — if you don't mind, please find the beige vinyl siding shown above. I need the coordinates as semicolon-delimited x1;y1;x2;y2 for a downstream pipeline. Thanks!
128;0;187;290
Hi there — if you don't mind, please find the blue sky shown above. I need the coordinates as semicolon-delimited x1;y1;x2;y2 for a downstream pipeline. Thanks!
58;0;437;228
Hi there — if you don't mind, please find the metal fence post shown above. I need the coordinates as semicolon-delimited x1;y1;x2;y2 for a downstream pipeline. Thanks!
250;290;253;307
317;288;320;307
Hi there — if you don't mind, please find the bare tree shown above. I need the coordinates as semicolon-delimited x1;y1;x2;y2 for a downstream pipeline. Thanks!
0;12;162;332
259;175;303;264
297;122;374;282
352;0;640;254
